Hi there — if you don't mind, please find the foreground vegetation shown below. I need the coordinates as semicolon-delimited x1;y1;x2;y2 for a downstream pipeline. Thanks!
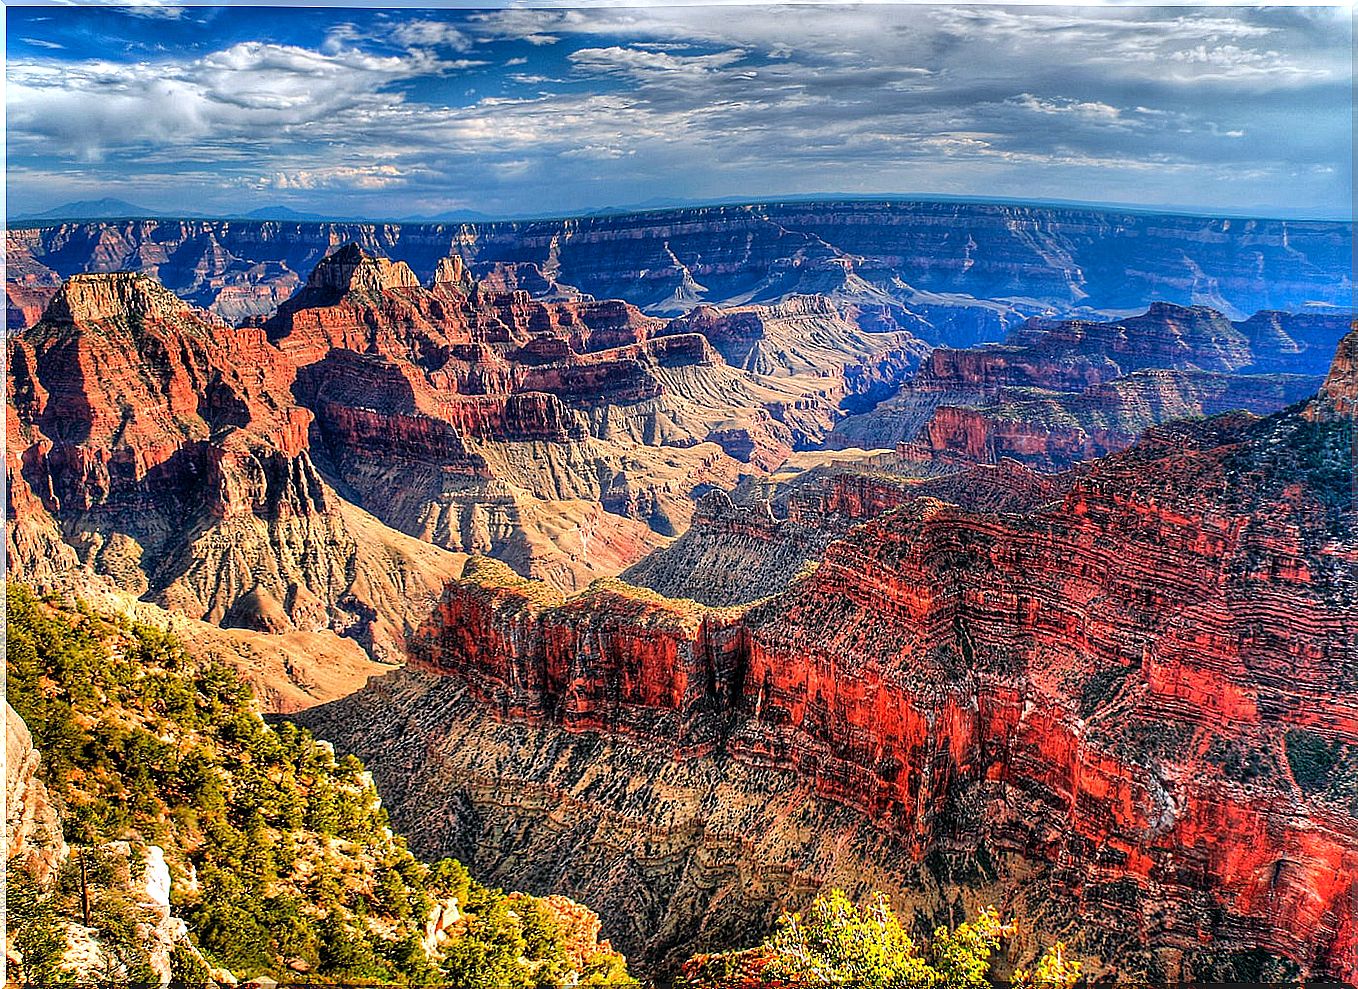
6;584;634;987
681;889;1081;989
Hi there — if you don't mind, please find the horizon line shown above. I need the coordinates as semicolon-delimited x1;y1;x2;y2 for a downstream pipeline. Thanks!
11;191;1354;228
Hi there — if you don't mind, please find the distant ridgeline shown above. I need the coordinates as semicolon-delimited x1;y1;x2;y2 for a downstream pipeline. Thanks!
8;200;1351;331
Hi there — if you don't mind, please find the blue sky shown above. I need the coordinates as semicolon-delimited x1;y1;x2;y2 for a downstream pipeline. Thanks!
6;2;1353;220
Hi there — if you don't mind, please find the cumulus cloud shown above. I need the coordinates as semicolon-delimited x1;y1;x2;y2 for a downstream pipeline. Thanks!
388;18;474;52
8;41;469;160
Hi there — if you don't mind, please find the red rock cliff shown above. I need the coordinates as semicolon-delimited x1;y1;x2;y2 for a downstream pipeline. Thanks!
394;338;1358;980
6;272;463;660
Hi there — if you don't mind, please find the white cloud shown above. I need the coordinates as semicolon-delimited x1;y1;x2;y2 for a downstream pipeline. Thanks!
1165;43;1330;82
40;0;188;18
568;45;748;81
388;19;473;52
117;1;186;20
560;144;637;160
1009;94;1129;124
7;41;473;160
256;164;410;191
9;4;1349;218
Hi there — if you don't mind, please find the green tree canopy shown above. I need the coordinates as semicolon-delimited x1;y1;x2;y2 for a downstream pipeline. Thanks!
681;888;1082;989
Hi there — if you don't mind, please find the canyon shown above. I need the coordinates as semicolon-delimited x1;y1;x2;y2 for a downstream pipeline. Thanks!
628;303;1349;605
12;243;1343;644
7;204;1356;984
6;240;916;692
832;302;1350;468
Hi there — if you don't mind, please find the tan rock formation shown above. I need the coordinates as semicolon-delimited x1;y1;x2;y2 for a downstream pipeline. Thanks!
5;702;66;883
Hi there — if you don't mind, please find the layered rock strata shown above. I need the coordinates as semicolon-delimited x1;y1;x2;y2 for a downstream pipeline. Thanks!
302;333;1358;982
256;245;866;588
6;271;465;663
622;455;1068;606
833;303;1350;467
10;202;1350;332
7;244;912;662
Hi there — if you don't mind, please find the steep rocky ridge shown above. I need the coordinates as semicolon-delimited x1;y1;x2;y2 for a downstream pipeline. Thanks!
5;699;214;986
891;369;1320;470
6;281;61;332
1314;326;1358;418
6;701;67;885
6;272;465;663
259;245;864;589
302;332;1358;982
619;489;833;606
10;202;1350;332
623;453;1067;606
662;295;929;377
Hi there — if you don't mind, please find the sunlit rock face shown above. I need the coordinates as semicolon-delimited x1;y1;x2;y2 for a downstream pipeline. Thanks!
11;207;1356;986
5;702;66;885
4;242;911;652
249;244;868;590
5;271;464;665
1313;326;1358;418
620;455;1070;607
300;335;1358;983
